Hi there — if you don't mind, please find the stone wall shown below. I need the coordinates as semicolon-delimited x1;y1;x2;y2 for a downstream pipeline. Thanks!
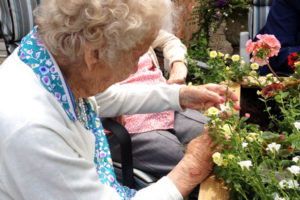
173;1;248;55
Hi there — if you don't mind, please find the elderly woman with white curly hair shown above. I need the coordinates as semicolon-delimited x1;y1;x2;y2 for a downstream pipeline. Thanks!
0;0;239;199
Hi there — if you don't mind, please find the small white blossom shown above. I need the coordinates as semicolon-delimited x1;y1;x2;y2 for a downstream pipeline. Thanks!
222;124;233;137
207;106;220;116
274;194;286;200
242;142;248;148
210;51;218;58
287;165;300;175
266;142;281;153
293;156;300;163
294;121;300;131
212;152;223;166
238;160;252;170
279;179;299;189
220;102;230;113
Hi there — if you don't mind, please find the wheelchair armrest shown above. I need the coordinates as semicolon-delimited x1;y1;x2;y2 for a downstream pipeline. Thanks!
101;118;134;188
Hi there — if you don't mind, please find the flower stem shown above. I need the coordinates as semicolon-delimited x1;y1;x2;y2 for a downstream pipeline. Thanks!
266;60;282;82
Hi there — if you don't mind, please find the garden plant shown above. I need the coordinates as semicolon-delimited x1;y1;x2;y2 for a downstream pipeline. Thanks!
188;34;300;199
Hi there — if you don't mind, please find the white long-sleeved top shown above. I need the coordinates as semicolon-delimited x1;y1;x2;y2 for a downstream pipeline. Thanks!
0;50;183;200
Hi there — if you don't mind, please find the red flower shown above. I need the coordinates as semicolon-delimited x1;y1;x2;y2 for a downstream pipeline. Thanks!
286;146;294;153
262;83;286;98
287;52;300;71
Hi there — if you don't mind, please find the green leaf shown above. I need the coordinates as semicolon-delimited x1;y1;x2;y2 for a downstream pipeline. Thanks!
261;131;280;141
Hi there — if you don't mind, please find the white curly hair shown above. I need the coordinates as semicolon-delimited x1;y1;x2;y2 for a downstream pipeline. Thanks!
34;0;168;65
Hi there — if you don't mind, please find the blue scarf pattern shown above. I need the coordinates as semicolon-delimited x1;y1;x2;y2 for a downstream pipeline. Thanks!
18;27;136;199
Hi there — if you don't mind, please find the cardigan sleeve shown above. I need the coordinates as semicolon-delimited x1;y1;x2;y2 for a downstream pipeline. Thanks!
93;83;184;118
151;29;187;70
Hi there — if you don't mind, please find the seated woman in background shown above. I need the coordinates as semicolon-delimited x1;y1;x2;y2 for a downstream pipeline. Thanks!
101;29;209;179
0;0;239;199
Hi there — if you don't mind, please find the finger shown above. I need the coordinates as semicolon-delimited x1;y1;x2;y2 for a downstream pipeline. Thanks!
204;90;224;105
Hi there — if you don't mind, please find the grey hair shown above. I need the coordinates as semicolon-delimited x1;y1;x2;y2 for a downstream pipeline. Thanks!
34;0;168;65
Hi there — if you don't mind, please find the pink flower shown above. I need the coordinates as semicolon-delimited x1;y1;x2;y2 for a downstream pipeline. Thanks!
246;40;254;54
250;57;268;66
246;34;281;66
244;113;250;118
280;135;285;141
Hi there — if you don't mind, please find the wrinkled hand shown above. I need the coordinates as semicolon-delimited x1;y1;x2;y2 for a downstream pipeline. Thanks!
179;83;240;111
167;62;187;85
167;128;216;197
183;128;215;182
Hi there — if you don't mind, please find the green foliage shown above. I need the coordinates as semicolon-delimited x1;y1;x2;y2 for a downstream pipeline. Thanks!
204;66;300;200
187;0;250;62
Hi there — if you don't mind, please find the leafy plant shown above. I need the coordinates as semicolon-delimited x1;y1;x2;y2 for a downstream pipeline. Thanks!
191;34;300;199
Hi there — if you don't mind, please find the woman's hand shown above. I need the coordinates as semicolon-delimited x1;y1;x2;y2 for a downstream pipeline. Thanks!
167;128;215;198
179;83;240;111
167;61;187;85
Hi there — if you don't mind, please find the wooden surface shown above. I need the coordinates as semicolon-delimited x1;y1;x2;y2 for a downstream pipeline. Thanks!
229;82;241;115
198;175;229;200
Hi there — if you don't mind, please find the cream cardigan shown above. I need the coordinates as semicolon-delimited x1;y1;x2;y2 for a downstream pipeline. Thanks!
0;50;183;200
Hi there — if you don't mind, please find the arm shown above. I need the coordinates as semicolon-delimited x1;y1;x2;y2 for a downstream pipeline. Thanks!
152;30;188;84
94;83;240;118
94;83;184;118
4;123;183;200
151;29;187;69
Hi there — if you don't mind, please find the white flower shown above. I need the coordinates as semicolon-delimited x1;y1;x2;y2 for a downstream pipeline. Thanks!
250;63;259;70
279;179;299;189
293;156;300;163
242;142;248;148
266;142;281;153
222;124;233;137
266;73;273;78
288;179;299;189
246;132;258;142
212;152;223;166
220;102;230;113
279;180;289;189
210;51;218;58
287;165;300;175
231;54;240;62
240;60;245;67
294;121;300;131
238;160;252;170
274;194;286;200
207;106;220;116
